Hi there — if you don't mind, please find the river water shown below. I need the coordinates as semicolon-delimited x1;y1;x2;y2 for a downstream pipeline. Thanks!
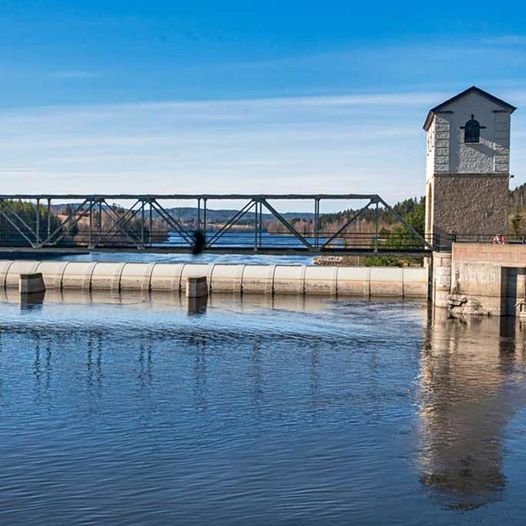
65;250;315;266
0;291;525;525
62;231;328;265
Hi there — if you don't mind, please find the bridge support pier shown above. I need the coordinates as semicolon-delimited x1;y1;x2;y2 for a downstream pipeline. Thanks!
186;276;208;298
19;272;46;295
432;252;452;308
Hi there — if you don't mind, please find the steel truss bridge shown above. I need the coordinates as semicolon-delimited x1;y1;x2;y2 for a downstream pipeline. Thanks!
0;194;432;256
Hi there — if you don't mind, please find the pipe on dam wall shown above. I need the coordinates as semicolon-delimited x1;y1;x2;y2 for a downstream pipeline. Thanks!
0;260;429;298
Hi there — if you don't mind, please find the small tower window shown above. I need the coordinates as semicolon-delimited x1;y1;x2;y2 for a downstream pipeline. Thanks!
461;114;485;143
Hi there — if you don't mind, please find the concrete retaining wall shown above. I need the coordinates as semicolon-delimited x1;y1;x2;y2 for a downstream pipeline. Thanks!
451;261;503;315
453;243;526;267
0;261;429;298
450;243;526;316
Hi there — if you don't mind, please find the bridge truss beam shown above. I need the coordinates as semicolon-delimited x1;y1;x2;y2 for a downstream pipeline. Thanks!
0;194;432;256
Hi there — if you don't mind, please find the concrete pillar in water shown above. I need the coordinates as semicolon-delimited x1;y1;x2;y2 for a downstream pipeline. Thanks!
432;252;452;308
186;276;208;298
19;272;46;295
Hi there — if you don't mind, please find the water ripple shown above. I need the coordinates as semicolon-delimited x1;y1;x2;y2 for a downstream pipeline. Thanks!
0;297;524;524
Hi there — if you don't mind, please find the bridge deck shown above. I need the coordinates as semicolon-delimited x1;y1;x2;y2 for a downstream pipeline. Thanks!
0;245;432;257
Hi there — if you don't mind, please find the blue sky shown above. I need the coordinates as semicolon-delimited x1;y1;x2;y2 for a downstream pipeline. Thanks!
0;0;525;206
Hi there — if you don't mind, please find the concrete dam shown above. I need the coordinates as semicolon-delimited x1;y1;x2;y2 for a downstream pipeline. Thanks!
0;260;429;298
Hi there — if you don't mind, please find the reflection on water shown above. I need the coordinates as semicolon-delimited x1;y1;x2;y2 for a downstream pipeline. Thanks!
419;309;526;511
0;293;525;524
187;295;208;315
0;287;341;314
19;290;46;310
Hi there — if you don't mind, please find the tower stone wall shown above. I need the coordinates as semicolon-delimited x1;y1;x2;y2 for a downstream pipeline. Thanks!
431;174;509;239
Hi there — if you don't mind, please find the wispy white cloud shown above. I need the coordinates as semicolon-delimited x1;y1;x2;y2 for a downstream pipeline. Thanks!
167;37;526;94
0;90;523;206
47;70;100;79
483;36;526;46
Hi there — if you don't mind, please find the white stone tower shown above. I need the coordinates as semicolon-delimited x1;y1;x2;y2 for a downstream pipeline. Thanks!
424;86;516;245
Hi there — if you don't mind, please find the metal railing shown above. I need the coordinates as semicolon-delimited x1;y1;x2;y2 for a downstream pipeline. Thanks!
430;233;526;251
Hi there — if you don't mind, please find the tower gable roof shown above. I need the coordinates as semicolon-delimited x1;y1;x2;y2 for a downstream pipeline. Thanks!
423;86;516;131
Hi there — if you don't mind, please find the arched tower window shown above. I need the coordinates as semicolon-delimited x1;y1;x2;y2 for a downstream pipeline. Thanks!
462;114;484;143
